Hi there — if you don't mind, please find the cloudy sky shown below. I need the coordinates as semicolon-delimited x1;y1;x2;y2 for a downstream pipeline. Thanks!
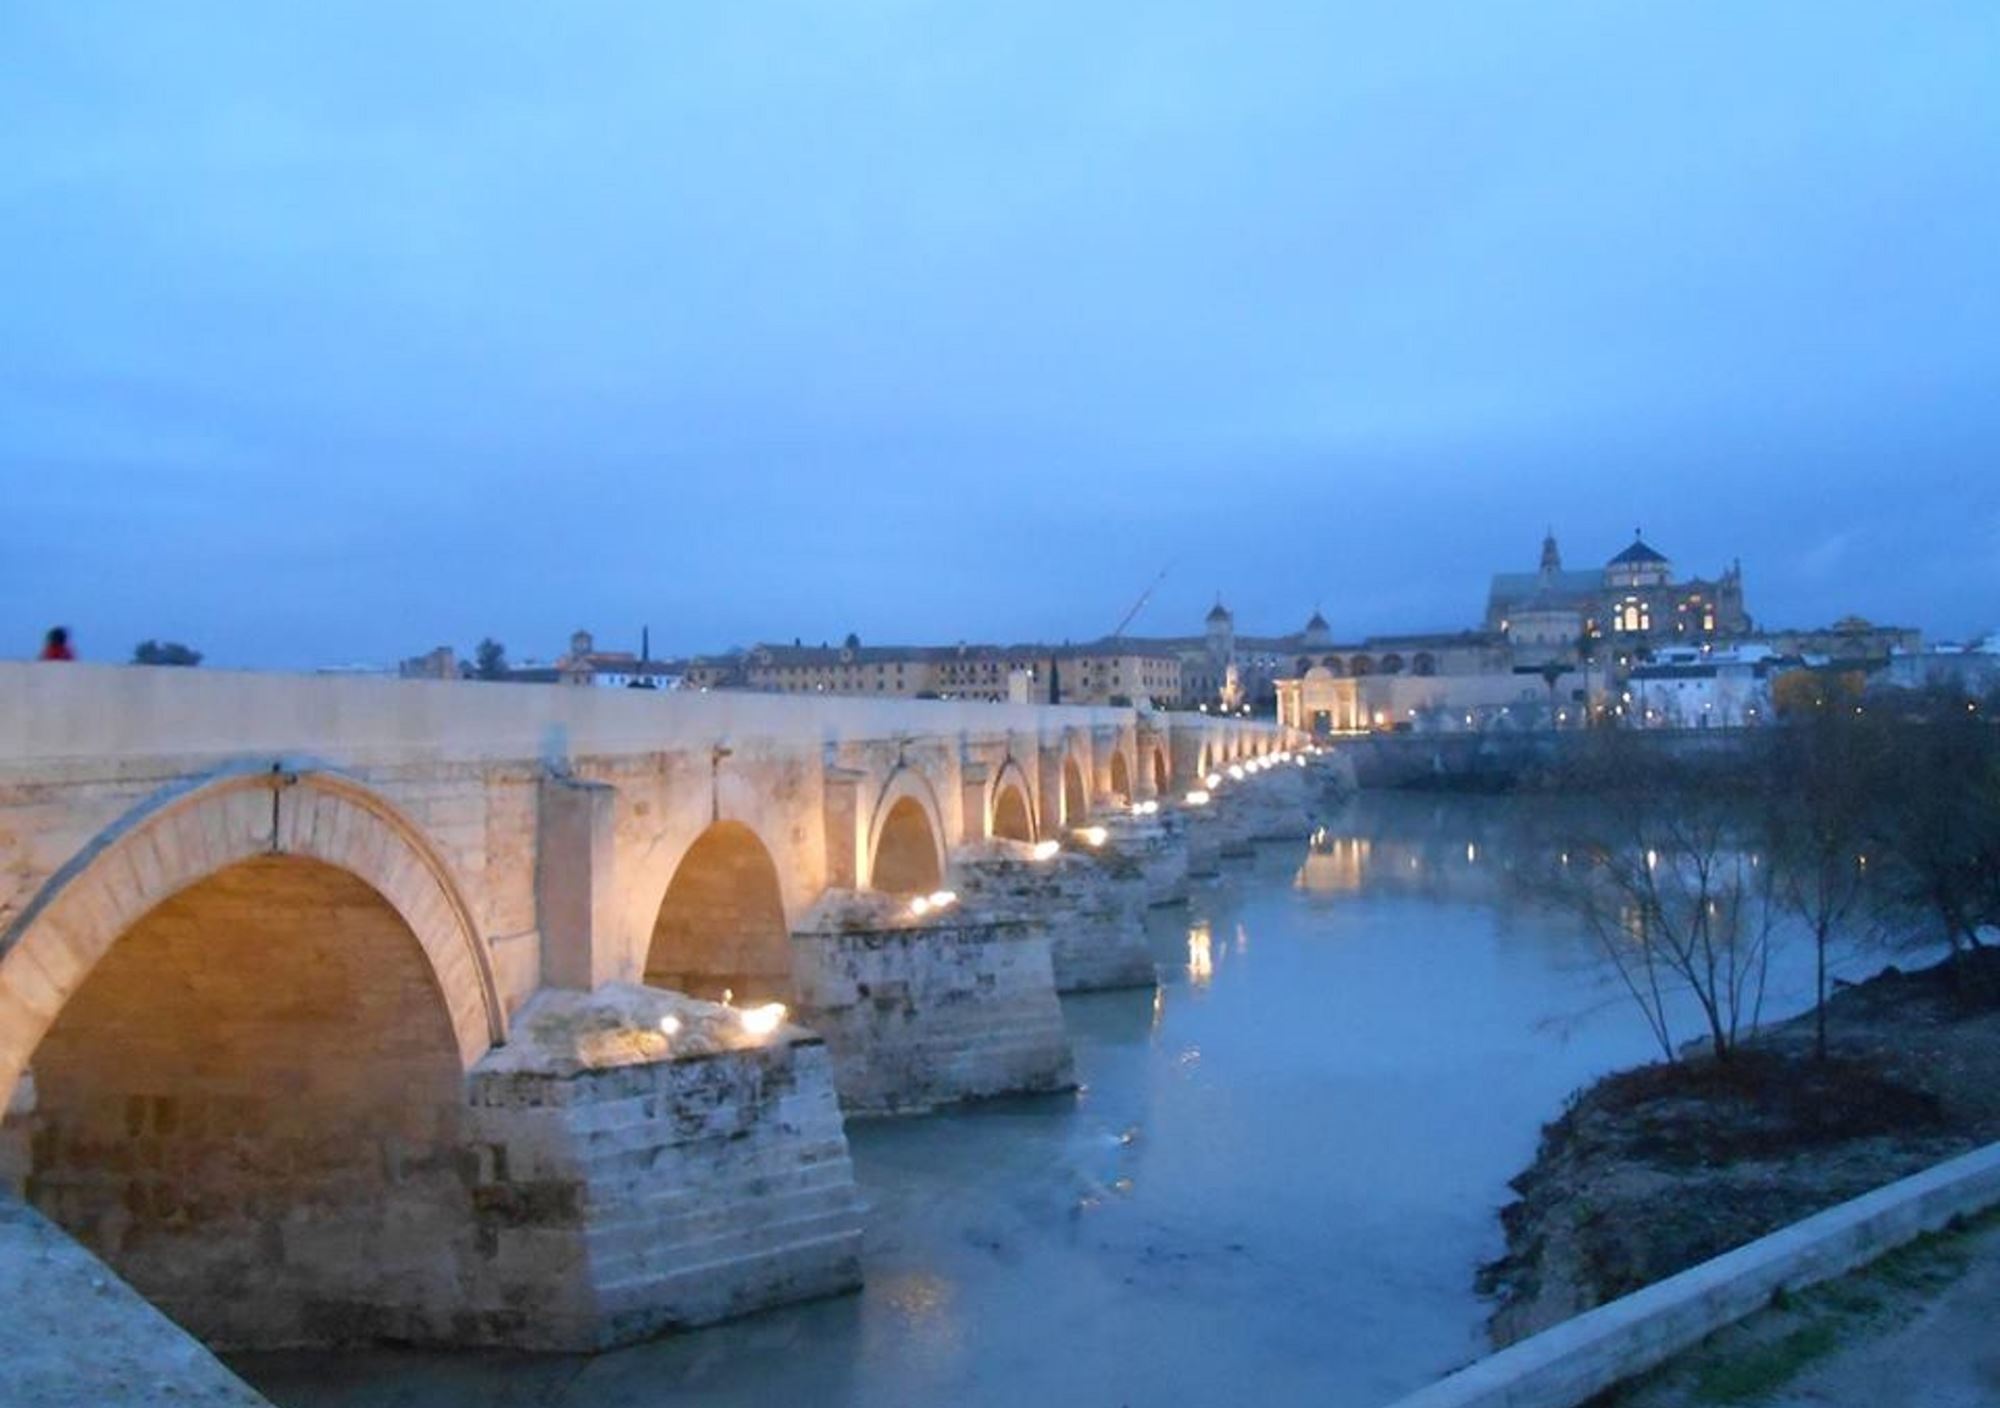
4;3;1996;668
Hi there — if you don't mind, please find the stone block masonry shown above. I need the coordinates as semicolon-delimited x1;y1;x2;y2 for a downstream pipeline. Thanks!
463;986;863;1351
0;663;1293;1354
12;857;478;1348
792;893;1076;1114
950;843;1157;994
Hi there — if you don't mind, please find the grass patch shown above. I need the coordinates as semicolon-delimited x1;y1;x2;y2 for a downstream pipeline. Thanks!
1689;1322;1840;1404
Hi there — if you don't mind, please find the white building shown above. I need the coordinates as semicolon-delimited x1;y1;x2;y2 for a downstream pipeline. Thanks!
1626;645;1776;729
1886;635;2000;695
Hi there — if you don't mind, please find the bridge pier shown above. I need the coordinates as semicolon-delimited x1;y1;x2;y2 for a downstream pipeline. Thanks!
790;891;1075;1114
461;986;862;1351
951;841;1157;993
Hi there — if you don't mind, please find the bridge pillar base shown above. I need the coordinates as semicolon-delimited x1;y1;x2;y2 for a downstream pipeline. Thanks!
460;985;863;1351
791;894;1076;1114
950;844;1157;994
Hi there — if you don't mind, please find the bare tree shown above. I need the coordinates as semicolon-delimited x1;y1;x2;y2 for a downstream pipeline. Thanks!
1862;686;2000;961
1529;739;1777;1064
1757;708;1879;1060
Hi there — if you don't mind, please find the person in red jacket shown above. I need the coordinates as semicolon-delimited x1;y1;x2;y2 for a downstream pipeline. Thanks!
38;626;74;661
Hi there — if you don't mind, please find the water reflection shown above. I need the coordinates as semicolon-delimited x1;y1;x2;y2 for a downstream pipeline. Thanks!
1296;832;1370;894
1186;920;1214;987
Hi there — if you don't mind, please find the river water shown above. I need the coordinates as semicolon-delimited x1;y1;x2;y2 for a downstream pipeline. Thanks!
233;793;1840;1408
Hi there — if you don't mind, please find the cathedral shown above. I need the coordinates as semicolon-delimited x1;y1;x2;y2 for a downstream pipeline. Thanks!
1484;531;1749;661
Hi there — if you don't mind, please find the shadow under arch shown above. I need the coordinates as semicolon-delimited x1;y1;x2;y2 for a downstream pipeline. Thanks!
1061;752;1089;826
866;767;947;895
0;770;501;1348
989;760;1037;843
643;820;794;1004
1108;749;1132;803
0;767;503;1104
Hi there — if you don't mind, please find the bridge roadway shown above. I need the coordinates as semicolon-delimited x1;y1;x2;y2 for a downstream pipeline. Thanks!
0;664;1291;1354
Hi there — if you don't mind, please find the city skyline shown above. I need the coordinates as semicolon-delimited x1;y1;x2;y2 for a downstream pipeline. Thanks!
5;4;1997;667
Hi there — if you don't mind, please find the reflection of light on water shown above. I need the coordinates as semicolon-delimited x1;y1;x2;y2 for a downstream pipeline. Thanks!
1150;985;1164;1032
1296;836;1370;893
1187;922;1214;987
1466;842;1478;864
879;1270;963;1351
1235;923;1248;955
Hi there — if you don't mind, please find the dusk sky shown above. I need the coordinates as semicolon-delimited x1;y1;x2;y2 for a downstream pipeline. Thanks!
4;3;1996;669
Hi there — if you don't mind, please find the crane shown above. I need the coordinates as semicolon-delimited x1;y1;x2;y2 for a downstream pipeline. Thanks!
1109;562;1173;639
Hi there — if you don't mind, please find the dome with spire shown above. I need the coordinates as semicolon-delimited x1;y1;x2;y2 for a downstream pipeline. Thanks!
1301;608;1332;648
1206;599;1233;625
1605;529;1672;588
1608;536;1669;567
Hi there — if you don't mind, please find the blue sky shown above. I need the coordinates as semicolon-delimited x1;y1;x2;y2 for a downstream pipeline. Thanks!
4;3;1996;667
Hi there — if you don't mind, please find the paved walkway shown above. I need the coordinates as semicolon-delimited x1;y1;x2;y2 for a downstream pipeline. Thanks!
1619;1216;2000;1407
1;1195;268;1407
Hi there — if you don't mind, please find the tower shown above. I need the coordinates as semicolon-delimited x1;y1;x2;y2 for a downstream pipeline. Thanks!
1539;529;1562;577
1205;597;1235;660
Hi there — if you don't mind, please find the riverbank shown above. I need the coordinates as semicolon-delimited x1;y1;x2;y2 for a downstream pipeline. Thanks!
1478;947;2000;1346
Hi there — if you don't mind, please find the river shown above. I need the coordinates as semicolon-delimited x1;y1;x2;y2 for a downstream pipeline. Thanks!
232;792;1841;1408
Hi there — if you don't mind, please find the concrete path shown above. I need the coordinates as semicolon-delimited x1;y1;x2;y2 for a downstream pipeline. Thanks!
1618;1216;2000;1407
1;1195;269;1407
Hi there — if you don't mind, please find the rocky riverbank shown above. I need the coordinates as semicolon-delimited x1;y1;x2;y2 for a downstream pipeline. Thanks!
1478;947;2000;1346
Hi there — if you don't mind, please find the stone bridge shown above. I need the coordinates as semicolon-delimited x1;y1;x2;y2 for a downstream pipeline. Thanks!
0;664;1291;1354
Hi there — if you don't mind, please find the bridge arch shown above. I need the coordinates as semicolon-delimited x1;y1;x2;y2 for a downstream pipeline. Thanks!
1150;743;1170;796
643;820;793;1004
0;769;501;1101
0;772;499;1346
1061;751;1089;827
866;767;948;895
1108;748;1132;804
989;760;1036;843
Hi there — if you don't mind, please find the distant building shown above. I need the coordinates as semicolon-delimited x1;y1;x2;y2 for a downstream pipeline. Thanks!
1486;530;1749;645
1051;642;1181;707
740;637;1052;702
551;629;683;689
1626;645;1778;729
1754;617;1922;666
1886;634;2000;695
397;646;457;680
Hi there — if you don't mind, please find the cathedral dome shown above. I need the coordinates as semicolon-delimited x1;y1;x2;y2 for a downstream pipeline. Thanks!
1609;537;1669;567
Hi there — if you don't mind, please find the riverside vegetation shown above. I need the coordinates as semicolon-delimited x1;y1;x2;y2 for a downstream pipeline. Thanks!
1475;684;2000;1343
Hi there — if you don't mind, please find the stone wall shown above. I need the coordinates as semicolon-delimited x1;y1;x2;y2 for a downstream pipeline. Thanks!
462;987;863;1351
0;663;1289;1352
950;845;1158;993
14;857;474;1348
791;901;1075;1114
642;821;795;1004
